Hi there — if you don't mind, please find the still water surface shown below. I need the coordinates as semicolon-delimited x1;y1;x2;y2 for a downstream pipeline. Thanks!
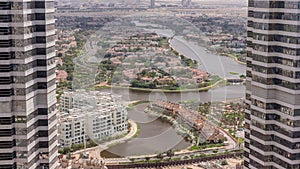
101;85;245;158
100;31;245;157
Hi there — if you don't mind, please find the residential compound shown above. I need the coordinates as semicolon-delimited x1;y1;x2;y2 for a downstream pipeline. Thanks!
246;1;300;169
58;91;128;147
0;1;57;169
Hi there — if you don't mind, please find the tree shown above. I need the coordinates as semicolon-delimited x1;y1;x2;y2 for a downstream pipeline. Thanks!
183;156;189;160
58;149;64;154
87;139;98;148
62;147;71;154
240;74;246;79
145;156;151;163
156;153;164;161
221;160;228;165
129;158;135;163
71;144;80;151
104;53;112;58
166;149;174;160
67;152;72;159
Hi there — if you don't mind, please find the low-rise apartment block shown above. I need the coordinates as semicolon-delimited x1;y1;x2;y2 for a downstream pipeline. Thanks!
58;91;128;147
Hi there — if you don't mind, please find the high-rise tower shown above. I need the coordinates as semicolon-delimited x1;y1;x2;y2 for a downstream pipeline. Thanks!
0;1;57;169
246;1;300;168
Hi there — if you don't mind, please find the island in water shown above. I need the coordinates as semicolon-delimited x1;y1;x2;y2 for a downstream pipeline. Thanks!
95;32;223;91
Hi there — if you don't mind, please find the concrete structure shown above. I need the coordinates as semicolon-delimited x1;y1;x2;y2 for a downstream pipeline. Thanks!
58;91;128;147
245;1;300;168
0;1;57;169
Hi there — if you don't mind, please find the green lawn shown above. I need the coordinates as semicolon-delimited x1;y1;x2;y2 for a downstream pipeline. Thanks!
188;143;225;151
229;72;239;75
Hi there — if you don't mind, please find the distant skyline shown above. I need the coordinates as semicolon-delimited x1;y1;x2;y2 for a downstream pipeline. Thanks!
58;0;247;4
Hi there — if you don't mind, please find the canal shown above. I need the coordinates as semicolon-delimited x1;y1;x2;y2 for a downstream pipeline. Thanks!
100;27;245;158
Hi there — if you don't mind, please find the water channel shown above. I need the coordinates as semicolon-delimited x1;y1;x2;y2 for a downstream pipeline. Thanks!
100;30;246;158
101;85;245;157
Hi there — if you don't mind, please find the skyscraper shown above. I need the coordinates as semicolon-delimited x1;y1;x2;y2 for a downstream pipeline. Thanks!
246;1;300;168
0;1;57;169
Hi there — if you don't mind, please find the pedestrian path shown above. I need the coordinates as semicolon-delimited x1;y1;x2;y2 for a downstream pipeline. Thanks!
73;119;138;156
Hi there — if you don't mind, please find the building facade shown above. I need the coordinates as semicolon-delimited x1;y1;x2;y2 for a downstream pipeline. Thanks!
0;1;57;169
246;1;300;169
58;91;128;147
58;110;86;147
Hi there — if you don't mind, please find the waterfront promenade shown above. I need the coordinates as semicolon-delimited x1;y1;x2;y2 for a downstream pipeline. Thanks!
72;119;138;158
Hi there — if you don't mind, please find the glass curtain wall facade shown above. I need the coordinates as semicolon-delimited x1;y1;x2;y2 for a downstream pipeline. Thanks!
246;1;300;169
0;1;57;169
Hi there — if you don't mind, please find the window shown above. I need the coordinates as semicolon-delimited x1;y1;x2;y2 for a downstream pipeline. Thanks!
36;37;46;43
0;15;12;22
36;48;46;55
0;129;15;137
39;141;49;148
37;71;47;78
38;120;48;126
37;82;47;89
37;60;46;66
36;25;46;32
35;13;45;20
35;2;45;8
15;116;26;123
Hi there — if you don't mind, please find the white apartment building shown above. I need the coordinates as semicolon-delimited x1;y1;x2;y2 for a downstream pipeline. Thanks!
58;110;85;147
58;91;128;147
